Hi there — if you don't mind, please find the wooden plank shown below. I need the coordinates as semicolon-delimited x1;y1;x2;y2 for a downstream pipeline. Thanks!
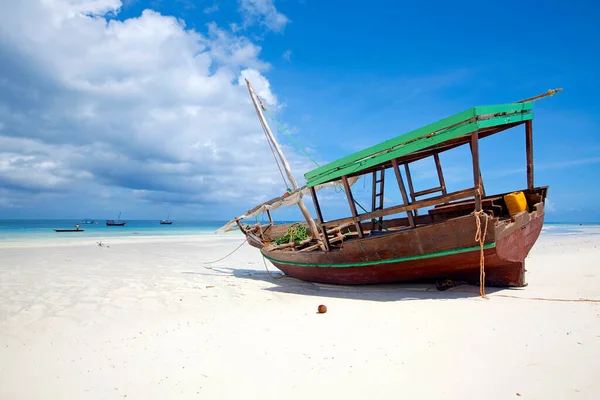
433;153;447;195
342;176;364;238
404;163;418;216
266;209;273;225
371;171;377;231
391;159;415;228
323;188;477;227
413;186;443;198
309;186;330;251
471;131;482;212
526;120;534;190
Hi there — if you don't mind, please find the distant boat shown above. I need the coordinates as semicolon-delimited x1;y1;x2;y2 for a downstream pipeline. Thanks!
106;212;126;226
160;214;173;225
55;224;84;232
80;219;96;224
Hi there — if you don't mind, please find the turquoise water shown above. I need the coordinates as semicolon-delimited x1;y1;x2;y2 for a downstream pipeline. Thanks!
0;219;244;241
0;220;598;242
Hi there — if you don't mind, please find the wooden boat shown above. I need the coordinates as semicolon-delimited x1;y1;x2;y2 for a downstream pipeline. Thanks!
106;212;126;226
218;82;561;289
55;224;84;232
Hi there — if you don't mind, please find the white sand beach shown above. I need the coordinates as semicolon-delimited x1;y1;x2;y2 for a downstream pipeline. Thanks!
1;229;599;399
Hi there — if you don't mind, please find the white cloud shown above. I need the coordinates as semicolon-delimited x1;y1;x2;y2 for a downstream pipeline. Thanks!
204;3;219;14
282;49;292;61
238;0;290;32
0;0;306;218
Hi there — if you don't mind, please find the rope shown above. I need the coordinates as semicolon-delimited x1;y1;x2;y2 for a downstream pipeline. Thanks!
472;209;490;299
261;254;286;279
201;239;247;264
262;105;321;168
274;223;309;245
434;287;600;302
493;295;600;302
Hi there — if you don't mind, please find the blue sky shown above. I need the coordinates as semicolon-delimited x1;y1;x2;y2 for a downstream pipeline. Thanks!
0;0;598;222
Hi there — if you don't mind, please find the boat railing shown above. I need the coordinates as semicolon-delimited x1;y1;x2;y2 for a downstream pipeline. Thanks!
322;187;478;229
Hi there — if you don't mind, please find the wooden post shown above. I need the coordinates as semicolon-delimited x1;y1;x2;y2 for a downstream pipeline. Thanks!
342;175;364;238
309;186;330;251
392;159;415;228
245;79;319;239
404;163;418;216
266;209;273;225
525;120;534;190
468;141;486;197
371;171;377;231
470;131;482;211
433;153;447;195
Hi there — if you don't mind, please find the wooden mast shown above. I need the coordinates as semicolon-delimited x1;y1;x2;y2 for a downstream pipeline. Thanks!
245;78;319;239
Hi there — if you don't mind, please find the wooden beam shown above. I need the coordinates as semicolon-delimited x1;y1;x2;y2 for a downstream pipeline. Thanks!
413;186;444;198
324;188;477;227
309;186;330;251
433;153;447;195
470;131;482;211
391;159;415;228
371;171;377;231
525;120;534;190
468;139;485;199
342;175;364;238
403;163;418;216
265;209;273;225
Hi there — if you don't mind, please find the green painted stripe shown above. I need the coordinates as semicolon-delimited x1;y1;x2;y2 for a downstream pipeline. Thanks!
263;243;496;268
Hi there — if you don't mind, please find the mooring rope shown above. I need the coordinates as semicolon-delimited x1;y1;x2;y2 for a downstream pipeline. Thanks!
472;209;490;299
201;239;247;264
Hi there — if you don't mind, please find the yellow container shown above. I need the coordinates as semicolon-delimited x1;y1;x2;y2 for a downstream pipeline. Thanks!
504;191;529;216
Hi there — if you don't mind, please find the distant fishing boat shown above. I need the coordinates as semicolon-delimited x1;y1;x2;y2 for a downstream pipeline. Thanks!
80;219;96;224
106;212;126;226
160;214;173;225
55;224;84;232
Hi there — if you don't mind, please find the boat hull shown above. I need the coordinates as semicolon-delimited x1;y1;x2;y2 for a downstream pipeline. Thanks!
260;204;545;287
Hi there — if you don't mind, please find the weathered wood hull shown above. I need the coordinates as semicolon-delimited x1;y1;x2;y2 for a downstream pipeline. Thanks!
259;203;545;287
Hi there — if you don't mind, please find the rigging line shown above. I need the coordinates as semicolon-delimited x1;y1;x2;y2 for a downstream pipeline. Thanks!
254;92;320;168
256;93;386;230
201;239;247;264
256;102;290;189
264;124;290;190
263;107;321;168
261;254;286;280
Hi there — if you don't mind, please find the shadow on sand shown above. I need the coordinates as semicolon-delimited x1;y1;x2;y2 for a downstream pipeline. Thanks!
184;265;519;302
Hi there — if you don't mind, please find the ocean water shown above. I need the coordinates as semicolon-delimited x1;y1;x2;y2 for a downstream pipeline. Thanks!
0;219;245;242
0;220;598;243
541;222;600;236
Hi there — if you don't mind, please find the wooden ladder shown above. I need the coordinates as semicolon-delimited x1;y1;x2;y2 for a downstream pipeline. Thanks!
371;169;385;231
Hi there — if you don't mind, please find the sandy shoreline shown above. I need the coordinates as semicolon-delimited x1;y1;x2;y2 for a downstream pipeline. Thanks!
1;231;599;399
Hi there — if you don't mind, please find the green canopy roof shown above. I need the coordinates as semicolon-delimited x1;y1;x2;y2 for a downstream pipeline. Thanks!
304;102;534;188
